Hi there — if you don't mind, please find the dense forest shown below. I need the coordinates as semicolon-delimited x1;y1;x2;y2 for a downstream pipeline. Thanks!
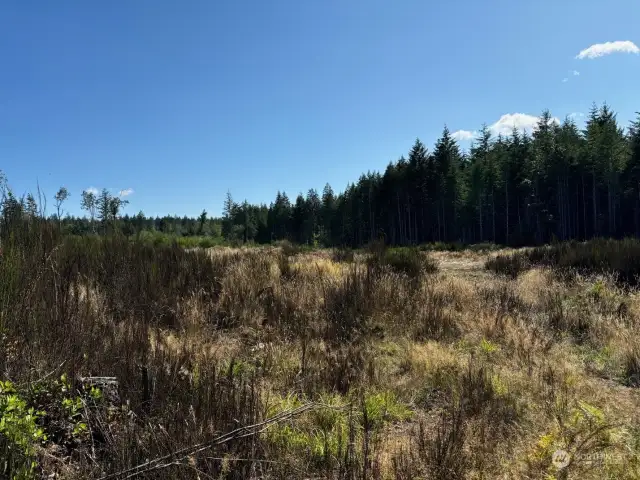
220;103;640;247
3;103;640;248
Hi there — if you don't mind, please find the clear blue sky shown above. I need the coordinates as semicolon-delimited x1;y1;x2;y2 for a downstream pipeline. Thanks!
2;1;639;217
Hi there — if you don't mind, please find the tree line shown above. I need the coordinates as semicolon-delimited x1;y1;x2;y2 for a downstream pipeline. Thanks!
222;103;640;247
2;102;640;248
0;181;223;239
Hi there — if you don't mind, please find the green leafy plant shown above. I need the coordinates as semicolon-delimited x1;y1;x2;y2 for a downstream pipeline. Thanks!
0;381;47;479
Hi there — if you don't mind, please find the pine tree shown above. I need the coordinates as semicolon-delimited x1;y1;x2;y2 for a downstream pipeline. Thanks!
623;113;640;235
198;209;207;235
433;126;462;242
222;191;236;240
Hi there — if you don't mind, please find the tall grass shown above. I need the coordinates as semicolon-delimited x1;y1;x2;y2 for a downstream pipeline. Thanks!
3;214;639;478
0;217;438;478
486;238;640;285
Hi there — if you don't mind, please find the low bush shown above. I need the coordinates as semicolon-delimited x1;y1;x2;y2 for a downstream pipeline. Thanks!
322;266;375;344
275;239;305;256
487;238;640;286
135;230;226;249
418;242;465;252
467;242;501;252
623;342;640;387
485;253;530;278
368;247;438;278
331;247;355;263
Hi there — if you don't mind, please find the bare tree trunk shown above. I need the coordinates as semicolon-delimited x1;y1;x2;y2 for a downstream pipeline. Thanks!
442;201;447;242
491;188;496;243
396;194;402;244
505;178;509;243
592;172;598;236
478;196;483;242
582;175;587;239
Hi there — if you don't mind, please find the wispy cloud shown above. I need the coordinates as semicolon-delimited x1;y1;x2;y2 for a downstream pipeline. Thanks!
453;113;560;142
568;112;584;119
85;187;99;195
576;40;639;59
119;188;134;197
562;70;580;83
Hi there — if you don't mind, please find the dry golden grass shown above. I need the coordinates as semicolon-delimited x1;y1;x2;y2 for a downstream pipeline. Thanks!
158;246;640;478
6;235;640;479
145;245;640;478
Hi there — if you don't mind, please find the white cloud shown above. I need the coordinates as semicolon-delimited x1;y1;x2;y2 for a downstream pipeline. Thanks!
568;112;584;119
489;113;559;137
453;113;560;143
576;40;639;59
119;188;134;197
452;129;476;141
85;187;99;195
562;77;569;83
572;70;580;76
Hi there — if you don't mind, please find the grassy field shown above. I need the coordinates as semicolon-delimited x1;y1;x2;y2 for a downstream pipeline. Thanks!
1;228;640;479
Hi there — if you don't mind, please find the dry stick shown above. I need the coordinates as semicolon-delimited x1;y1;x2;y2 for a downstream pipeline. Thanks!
98;402;338;480
78;395;97;463
16;360;67;389
104;404;315;480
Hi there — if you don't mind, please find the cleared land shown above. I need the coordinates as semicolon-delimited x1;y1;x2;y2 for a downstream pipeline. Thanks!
2;238;640;479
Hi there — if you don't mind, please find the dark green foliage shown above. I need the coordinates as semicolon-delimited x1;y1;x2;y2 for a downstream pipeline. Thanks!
8;103;640;252
417;242;464;252
209;104;640;250
467;242;501;252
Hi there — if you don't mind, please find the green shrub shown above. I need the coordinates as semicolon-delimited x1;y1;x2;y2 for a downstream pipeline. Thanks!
0;381;46;480
468;242;501;252
363;391;412;431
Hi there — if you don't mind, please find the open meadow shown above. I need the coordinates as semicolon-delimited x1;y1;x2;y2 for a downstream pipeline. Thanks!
2;227;640;479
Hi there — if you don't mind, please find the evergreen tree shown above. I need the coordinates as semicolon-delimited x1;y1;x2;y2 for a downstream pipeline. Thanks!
222;191;236;240
623;113;640;236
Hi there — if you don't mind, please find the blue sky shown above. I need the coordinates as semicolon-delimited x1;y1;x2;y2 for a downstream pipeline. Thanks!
1;1;639;217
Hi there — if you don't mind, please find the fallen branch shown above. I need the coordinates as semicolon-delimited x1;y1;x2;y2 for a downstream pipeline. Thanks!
98;402;337;479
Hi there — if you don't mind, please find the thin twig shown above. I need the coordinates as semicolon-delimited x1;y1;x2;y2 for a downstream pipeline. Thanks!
78;395;97;463
17;360;67;388
98;402;342;480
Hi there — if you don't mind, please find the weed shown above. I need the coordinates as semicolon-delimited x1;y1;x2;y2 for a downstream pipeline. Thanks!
367;247;438;281
331;247;355;263
485;252;530;278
